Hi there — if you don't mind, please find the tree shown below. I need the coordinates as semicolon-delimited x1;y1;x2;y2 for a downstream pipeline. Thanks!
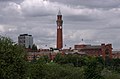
43;63;84;79
0;36;27;79
35;55;50;64
28;63;46;79
32;44;37;51
53;53;64;64
84;57;104;79
28;45;31;49
110;58;120;73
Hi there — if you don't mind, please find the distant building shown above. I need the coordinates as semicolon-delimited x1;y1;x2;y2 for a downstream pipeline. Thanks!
112;51;120;59
74;43;113;60
24;10;119;61
18;34;33;48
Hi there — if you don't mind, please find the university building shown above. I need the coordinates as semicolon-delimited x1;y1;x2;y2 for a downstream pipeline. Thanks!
74;43;112;60
20;10;120;61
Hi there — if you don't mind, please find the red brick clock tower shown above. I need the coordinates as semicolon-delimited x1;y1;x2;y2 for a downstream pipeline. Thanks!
56;10;63;49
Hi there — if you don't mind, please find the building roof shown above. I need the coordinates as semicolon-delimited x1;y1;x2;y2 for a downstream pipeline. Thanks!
20;34;32;36
76;45;101;50
112;51;120;53
86;45;101;48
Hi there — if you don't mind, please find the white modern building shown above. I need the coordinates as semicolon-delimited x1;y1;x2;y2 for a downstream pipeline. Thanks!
18;34;33;48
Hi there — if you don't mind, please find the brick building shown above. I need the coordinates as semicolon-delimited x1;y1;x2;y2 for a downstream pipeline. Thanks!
26;43;113;61
74;43;112;60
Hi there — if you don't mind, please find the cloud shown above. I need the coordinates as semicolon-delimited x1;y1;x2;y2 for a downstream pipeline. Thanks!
50;0;120;8
0;0;120;49
4;2;22;15
20;0;104;17
0;0;23;3
0;25;5;32
20;0;57;16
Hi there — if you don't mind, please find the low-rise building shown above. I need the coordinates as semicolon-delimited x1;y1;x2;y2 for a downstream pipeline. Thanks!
74;43;112;60
26;43;114;61
112;51;120;59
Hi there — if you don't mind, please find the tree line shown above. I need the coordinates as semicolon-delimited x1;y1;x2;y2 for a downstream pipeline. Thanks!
0;36;120;79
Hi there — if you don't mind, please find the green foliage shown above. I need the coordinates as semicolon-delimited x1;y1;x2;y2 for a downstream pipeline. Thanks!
28;54;120;79
29;62;84;79
36;55;50;64
28;63;46;79
32;44;37;51
107;58;120;73
102;68;120;79
0;36;27;79
53;53;64;64
28;45;31;49
84;57;104;79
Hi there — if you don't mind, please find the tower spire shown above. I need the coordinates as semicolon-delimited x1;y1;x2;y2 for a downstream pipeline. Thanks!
58;9;61;15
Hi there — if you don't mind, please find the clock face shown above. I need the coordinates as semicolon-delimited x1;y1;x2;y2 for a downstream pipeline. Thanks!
57;26;62;29
60;26;62;29
57;26;59;29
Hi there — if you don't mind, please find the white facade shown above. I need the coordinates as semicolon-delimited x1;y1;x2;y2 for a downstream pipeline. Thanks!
18;34;33;48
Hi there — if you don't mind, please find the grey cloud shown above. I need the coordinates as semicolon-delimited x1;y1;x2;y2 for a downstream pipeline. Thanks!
65;15;98;22
0;0;23;3
51;0;120;8
0;0;17;1
105;25;120;30
0;0;120;49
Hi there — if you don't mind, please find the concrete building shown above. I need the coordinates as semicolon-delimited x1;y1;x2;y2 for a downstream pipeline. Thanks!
18;34;33;48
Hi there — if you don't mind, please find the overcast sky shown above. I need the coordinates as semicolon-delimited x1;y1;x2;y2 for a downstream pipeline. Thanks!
0;0;120;50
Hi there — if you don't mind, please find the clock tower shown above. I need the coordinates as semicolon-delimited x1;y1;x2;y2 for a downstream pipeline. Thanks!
56;10;63;49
